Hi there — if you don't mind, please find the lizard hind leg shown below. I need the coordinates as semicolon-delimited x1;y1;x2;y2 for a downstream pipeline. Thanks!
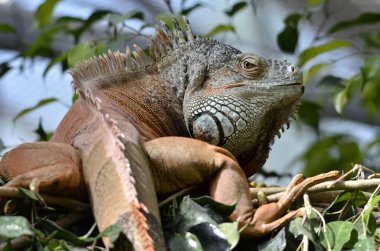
0;142;87;202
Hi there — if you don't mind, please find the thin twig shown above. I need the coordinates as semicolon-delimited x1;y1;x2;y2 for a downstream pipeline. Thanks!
158;185;200;208
0;187;90;212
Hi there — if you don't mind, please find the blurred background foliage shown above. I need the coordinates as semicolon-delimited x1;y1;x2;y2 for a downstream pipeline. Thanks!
0;0;379;180
0;0;380;250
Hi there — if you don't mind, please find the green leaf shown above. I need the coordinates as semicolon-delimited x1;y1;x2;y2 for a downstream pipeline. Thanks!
0;216;34;238
0;23;16;33
34;0;61;28
0;138;5;152
188;222;229;251
360;30;380;50
307;0;325;7
192;196;236;217
353;236;377;251
34;119;53;141
35;218;92;245
179;196;219;230
298;40;351;67
68;43;103;67
72;10;114;42
95;225;122;248
321;221;355;251
204;25;235;38
333;74;362;114
0;62;11;78
219;222;239;249
225;1;247;17
181;3;203;16
362;194;380;232
289;218;324;251
43;52;68;77
168;232;203;251
24;26;63;58
277;13;301;53
328;13;380;34
18;187;39;201
302;135;362;176
107;11;145;24
304;63;330;83
13;98;58;122
298;100;320;131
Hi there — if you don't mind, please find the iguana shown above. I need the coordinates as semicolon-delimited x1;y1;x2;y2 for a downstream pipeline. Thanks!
0;16;340;250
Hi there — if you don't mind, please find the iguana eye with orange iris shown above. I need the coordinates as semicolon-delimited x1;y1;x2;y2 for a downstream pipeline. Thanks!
239;57;263;78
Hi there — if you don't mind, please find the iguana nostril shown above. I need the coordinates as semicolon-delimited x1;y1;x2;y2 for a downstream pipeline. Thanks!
289;65;296;73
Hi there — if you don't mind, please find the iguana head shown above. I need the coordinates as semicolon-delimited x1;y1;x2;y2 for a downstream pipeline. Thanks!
152;17;303;157
183;48;303;156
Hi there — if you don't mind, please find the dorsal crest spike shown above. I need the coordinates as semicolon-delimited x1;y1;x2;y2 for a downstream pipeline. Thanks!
133;44;149;67
172;17;186;44
149;16;199;62
183;16;194;42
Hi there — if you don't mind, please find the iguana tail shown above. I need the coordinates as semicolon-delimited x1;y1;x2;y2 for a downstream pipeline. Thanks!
70;81;164;250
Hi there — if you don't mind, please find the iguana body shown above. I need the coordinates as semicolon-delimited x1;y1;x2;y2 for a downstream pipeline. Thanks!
0;17;340;250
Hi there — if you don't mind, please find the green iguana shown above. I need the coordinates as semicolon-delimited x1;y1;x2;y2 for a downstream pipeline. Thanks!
0;16;340;250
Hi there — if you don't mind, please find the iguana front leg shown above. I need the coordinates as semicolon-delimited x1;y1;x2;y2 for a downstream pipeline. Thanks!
0;142;87;202
145;136;340;237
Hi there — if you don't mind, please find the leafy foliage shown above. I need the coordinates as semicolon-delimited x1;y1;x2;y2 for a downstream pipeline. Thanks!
0;0;380;250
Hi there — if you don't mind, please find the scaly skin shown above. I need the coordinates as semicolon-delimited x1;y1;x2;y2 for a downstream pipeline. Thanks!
0;16;340;250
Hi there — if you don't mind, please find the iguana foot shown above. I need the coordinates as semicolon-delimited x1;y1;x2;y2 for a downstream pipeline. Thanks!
145;137;340;238
0;142;87;202
240;171;341;237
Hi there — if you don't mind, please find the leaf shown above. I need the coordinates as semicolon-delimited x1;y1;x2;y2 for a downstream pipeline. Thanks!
321;221;355;251
204;25;235;38
362;194;380;232
0;138;5;152
219;222;239;249
178;196;219;231
298;100;320;131
67;43;103;67
257;226;287;251
18;187;39;201
34;0;61;28
307;0;325;7
34;119;53;141
72;10;114;42
289;218;324;251
13;98;58;122
107;11;145;24
328;13;380;34
303;63;330;83
225;1;247;17
0;62;11;78
297;40;351;67
333;74;362;114
181;3;203;16
95;225;122;248
192;196;236;217
0;216;34;238
43;52;68;77
0;23;16;33
35;218;91;245
353;236;377;251
188;222;229;251
168;232;203;251
277;14;301;53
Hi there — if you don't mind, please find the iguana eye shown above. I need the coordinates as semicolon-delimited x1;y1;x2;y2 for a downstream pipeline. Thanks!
239;57;263;78
243;61;255;69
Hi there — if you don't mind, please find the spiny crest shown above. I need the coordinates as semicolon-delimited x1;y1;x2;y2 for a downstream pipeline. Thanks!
150;16;195;61
70;16;196;90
